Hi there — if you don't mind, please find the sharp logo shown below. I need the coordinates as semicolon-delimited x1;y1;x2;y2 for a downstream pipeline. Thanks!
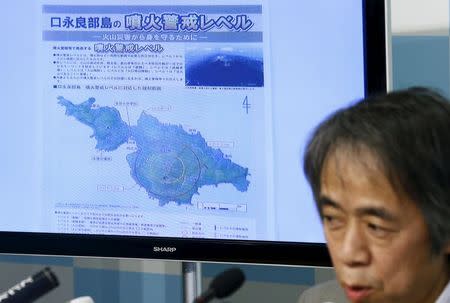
153;246;177;253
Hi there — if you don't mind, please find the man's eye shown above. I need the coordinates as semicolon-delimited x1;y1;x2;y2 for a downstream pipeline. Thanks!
323;215;343;229
367;222;390;238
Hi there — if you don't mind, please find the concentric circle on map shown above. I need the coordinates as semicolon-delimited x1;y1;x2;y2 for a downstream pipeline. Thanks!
133;143;201;199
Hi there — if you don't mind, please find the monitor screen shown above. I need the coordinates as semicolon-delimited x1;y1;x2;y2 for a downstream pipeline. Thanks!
0;0;386;265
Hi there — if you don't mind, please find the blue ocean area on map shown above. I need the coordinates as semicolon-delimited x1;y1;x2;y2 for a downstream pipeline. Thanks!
58;96;250;205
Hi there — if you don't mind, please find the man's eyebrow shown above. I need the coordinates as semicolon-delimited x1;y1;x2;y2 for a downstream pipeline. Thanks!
318;196;398;222
355;207;397;221
318;196;342;210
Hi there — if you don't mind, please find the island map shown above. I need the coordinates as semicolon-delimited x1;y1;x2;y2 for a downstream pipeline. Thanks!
58;96;250;206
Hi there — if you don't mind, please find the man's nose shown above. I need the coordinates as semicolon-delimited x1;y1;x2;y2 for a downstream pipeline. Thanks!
338;223;370;266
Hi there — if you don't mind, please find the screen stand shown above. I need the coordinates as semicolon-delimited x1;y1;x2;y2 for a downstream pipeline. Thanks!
182;261;202;303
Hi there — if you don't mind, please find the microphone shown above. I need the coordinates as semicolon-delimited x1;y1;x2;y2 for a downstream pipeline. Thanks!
0;267;59;303
66;296;95;303
194;267;245;303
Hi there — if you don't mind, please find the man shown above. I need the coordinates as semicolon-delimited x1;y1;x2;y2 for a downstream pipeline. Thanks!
299;87;450;303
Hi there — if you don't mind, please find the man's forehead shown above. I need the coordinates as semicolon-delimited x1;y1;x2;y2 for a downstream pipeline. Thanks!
319;145;413;212
321;145;386;188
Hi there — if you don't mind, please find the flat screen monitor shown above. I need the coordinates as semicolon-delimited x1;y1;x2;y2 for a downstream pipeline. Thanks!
0;0;386;266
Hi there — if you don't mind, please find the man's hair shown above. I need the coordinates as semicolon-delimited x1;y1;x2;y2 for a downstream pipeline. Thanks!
303;87;450;254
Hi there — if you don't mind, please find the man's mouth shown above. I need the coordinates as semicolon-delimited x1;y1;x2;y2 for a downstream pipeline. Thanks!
343;285;374;302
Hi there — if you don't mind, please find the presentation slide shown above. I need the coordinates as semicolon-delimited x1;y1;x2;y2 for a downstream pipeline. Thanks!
0;0;364;243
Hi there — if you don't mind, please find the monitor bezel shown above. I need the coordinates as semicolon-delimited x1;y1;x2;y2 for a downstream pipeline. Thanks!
0;0;386;267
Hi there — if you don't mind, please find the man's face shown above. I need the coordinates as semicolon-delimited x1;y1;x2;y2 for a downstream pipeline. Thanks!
319;149;450;303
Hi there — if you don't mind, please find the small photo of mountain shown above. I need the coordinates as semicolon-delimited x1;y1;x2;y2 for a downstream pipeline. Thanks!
185;47;264;87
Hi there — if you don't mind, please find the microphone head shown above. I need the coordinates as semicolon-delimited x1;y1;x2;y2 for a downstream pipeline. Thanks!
39;267;59;288
209;268;245;298
67;296;95;303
